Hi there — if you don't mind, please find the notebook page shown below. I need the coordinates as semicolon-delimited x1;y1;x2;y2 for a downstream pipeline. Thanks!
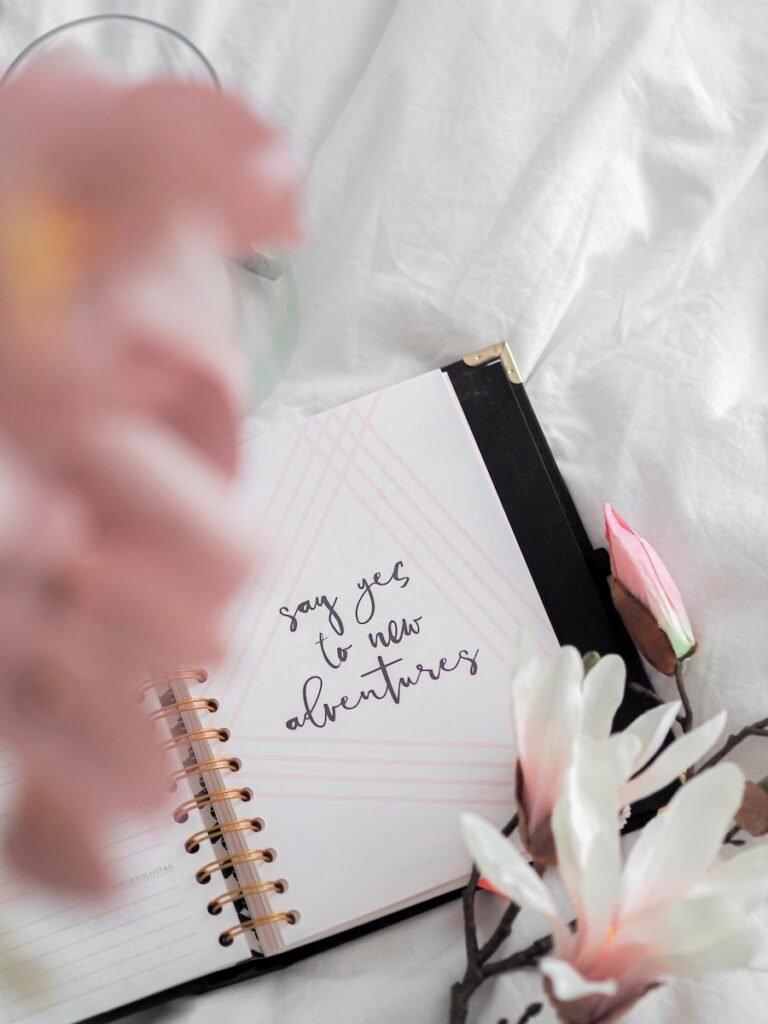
216;369;559;949
0;755;239;1024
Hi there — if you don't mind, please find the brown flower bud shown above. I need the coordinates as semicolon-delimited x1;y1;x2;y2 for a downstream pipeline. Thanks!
516;762;557;867
734;780;768;837
544;976;659;1024
610;579;678;676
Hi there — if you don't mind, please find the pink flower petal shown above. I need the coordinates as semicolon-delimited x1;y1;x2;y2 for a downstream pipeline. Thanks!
604;505;695;660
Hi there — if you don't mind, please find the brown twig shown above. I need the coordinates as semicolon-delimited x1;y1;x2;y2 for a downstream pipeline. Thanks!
697;717;768;773
517;1001;543;1023
483;932;554;977
674;660;694;733
461;865;481;963
628;680;665;706
476;898;522;966
501;1002;543;1024
458;813;522;969
453;815;553;1024
629;680;686;728
723;824;746;847
501;815;519;839
451;929;553;1023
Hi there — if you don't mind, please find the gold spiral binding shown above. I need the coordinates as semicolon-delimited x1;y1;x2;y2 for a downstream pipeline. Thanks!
219;912;297;946
169;757;240;786
151;697;218;720
185;817;263;854
159;666;297;952
207;880;284;915
196;848;275;884
173;787;250;824
163;727;228;751
139;668;208;695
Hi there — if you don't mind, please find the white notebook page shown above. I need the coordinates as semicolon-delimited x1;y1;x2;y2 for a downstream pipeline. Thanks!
0;757;239;1024
215;370;559;950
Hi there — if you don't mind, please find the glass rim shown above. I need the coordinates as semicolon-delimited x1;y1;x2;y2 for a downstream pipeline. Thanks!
2;12;220;88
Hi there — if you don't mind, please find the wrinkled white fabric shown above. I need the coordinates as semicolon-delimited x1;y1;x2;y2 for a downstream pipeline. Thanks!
2;0;768;1021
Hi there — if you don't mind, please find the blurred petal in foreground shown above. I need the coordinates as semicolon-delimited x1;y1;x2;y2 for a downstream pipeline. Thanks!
0;51;300;891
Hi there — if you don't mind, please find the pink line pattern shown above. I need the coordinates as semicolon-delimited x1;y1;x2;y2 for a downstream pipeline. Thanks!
245;771;512;787
219;413;336;701
214;382;552;811
236;752;514;769
322;411;525;650
220;418;310;656
349;405;550;629
303;416;510;663
248;791;511;808
226;393;383;727
237;735;512;750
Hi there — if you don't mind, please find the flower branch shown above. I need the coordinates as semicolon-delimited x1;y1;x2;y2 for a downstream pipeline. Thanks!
627;681;665;706
674;661;694;733
483;933;555;977
698;717;768;773
452;814;525;1024
451;507;768;1024
509;1001;544;1024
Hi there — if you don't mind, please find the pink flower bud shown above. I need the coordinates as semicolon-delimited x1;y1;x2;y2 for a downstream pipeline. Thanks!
604;504;696;674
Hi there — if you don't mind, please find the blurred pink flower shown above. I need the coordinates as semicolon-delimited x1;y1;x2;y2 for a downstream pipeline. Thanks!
464;747;768;1024
0;53;300;891
604;505;696;675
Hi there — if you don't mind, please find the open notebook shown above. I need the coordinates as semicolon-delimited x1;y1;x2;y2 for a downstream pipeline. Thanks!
0;348;657;1024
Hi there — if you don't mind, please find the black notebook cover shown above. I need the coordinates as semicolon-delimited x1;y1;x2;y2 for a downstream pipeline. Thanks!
85;346;662;1024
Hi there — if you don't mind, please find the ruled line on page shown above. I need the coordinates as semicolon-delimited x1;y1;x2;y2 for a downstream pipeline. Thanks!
248;790;510;807
4;932;199;1008
109;841;167;865
0;885;40;909
237;735;513;750
244;771;513;788
100;825;161;850
19;915;191;971
0;882;178;939
8;947;203;1022
235;750;514;769
3;899;186;963
0;886;180;952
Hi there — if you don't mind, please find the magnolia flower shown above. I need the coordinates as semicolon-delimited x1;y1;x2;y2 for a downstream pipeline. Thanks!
604;505;696;675
0;53;300;890
464;746;768;1024
512;645;725;864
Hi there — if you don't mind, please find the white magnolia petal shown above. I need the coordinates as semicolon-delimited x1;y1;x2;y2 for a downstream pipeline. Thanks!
615;918;759;995
574;737;635;957
623;701;682;773
619;710;727;806
540;957;617;1000
604;732;645;780
460;814;558;921
619;897;760;978
510;642;545;766
620;896;745;954
580;654;626;741
619;763;745;920
552;736;632;958
520;647;584;829
656;925;760;977
691;845;768;906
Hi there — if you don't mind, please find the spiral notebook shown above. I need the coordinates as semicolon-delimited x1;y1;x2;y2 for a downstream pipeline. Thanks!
0;346;658;1024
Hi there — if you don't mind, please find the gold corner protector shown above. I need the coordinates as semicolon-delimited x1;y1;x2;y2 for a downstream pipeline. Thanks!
462;342;522;385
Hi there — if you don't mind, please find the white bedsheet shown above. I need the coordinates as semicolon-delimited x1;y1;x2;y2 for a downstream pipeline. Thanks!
3;1;768;1021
